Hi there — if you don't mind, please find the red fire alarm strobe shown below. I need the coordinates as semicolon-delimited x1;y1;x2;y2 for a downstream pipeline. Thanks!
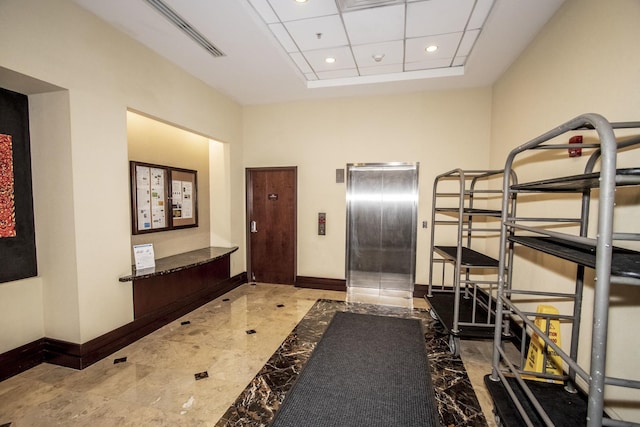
569;135;583;157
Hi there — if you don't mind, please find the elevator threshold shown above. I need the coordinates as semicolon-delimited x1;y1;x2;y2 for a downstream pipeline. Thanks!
347;286;413;308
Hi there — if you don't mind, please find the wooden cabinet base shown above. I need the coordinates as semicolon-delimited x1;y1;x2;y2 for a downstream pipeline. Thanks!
133;258;229;319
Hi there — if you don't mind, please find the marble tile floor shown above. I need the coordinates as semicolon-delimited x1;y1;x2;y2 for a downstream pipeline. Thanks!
0;283;498;426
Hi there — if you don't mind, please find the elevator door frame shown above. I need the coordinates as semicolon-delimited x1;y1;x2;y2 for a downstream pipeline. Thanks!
345;162;419;295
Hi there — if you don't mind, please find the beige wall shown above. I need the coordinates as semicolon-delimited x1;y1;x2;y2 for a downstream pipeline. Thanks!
0;0;243;349
210;139;235;251
30;91;82;342
489;0;640;420
1;1;638;421
243;88;493;284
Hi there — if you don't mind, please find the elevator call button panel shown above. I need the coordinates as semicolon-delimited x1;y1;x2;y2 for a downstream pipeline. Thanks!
318;212;326;235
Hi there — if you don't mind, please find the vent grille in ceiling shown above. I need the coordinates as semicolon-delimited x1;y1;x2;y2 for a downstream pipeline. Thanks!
144;0;225;57
336;0;405;12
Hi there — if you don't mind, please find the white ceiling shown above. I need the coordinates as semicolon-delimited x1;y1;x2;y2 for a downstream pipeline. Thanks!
251;0;486;83
73;0;565;105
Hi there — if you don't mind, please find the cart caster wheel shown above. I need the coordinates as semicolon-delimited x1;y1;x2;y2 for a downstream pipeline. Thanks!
448;335;460;357
494;412;503;427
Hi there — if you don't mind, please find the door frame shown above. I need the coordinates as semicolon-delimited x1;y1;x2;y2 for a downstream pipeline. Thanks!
245;166;297;284
345;162;419;292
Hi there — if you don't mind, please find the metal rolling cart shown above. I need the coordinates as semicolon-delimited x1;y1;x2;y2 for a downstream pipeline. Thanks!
426;169;516;356
485;114;640;426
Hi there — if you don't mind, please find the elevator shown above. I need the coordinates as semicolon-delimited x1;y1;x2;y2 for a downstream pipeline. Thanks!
346;163;419;303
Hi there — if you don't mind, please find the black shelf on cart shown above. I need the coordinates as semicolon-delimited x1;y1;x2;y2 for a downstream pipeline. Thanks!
484;374;594;427
509;236;640;280
433;246;500;268
426;287;497;340
435;207;503;216
510;167;640;192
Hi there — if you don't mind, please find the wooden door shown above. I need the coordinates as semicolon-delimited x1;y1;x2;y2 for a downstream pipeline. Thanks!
246;167;297;284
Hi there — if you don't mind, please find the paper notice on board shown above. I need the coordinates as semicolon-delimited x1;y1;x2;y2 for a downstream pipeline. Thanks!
172;180;182;218
137;207;151;230
181;181;193;219
136;166;152;230
133;243;155;270
150;168;166;228
136;165;150;187
171;180;193;219
152;207;165;229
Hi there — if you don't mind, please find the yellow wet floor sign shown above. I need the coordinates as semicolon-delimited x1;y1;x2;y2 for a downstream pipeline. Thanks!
523;304;563;384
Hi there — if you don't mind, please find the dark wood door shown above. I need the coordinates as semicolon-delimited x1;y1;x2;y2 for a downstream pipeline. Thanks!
246;167;296;284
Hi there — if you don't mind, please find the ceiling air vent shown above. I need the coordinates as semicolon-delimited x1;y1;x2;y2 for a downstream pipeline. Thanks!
144;0;225;58
336;0;405;12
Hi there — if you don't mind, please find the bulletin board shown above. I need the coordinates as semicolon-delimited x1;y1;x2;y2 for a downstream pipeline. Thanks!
130;161;198;234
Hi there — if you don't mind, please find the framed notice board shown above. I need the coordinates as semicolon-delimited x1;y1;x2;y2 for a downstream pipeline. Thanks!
130;161;198;234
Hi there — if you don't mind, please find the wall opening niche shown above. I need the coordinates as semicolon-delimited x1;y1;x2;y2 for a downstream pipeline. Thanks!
127;110;227;262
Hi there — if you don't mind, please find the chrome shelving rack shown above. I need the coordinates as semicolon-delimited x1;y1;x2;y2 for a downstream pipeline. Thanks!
426;169;516;355
486;114;640;426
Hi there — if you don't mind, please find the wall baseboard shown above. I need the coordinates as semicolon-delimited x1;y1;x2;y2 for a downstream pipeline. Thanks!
0;338;45;382
0;272;247;380
296;276;346;291
412;284;430;298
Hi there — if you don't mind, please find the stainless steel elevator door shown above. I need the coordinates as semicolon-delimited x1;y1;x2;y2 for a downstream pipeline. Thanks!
346;163;419;295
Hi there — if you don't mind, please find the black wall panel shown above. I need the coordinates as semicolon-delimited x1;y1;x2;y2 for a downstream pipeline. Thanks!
0;87;37;283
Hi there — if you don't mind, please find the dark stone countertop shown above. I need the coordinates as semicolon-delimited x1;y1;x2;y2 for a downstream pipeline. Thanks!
119;246;238;282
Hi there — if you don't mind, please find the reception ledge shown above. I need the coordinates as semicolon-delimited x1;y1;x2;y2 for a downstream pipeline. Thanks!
119;246;238;282
119;246;240;320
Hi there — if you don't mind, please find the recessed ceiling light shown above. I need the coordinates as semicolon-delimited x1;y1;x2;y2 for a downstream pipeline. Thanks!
294;0;308;3
325;57;336;64
425;45;438;53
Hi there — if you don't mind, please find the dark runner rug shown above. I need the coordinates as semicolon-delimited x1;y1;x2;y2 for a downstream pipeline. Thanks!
269;311;440;427
216;299;487;427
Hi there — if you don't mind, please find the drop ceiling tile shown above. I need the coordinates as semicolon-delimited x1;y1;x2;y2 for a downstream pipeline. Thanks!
267;0;339;22
269;23;298;52
290;51;313;74
342;4;404;46
468;0;494;30
457;29;479;57
285;15;347;51
303;46;356;72
359;63;403;76
405;33;462;63
406;0;475;38
248;0;279;24
352;40;404;68
405;57;453;71
316;68;359;79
